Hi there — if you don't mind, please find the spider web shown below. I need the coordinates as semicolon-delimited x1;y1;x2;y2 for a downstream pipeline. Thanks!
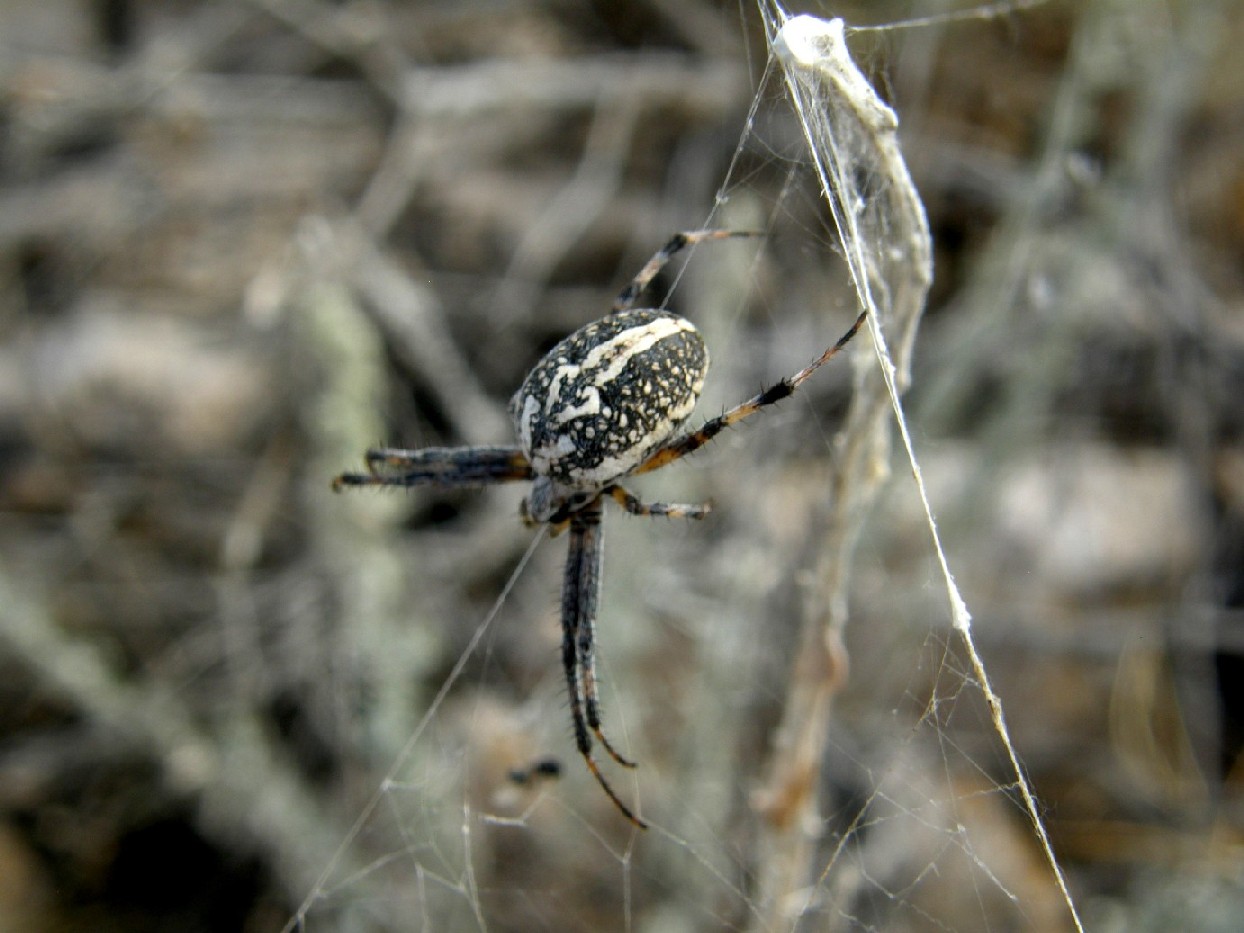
5;0;1237;929
280;4;1089;931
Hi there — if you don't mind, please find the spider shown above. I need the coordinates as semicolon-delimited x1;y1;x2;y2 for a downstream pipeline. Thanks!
333;230;866;828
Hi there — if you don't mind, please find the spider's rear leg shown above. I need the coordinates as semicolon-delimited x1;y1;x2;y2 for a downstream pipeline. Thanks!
632;310;868;476
612;229;761;313
604;484;712;521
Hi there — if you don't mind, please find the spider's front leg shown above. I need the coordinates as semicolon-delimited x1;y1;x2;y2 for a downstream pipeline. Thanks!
332;445;533;490
563;498;647;829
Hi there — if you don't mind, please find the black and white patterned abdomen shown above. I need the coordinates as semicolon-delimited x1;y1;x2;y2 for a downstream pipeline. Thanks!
510;310;709;486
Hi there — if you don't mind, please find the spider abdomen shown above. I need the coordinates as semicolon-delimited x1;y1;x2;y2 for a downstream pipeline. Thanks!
510;309;709;486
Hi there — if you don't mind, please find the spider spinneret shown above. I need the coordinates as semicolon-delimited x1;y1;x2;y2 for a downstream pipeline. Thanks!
333;230;867;828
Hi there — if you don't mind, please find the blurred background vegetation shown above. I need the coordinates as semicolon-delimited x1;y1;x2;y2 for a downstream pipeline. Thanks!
2;1;1243;930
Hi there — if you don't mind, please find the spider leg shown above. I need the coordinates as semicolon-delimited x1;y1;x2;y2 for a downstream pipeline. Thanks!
332;445;532;490
632;310;868;475
604;484;711;520
567;500;639;770
612;229;761;313
563;498;647;829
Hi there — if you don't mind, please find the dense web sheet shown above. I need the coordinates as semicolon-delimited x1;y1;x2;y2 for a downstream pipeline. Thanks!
759;9;1081;930
286;4;1088;931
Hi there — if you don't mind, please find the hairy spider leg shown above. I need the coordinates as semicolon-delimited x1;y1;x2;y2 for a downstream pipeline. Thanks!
331;445;533;491
633;310;868;476
563;499;647;829
604;484;712;520
568;500;639;772
611;229;762;313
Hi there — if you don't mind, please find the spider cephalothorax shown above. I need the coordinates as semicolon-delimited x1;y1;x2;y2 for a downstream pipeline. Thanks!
334;230;865;827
